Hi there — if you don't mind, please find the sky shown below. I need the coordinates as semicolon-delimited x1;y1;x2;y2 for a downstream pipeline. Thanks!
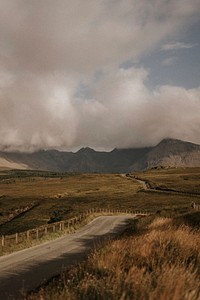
0;0;200;152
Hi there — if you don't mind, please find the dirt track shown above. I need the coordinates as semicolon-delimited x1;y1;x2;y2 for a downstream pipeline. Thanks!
0;215;133;299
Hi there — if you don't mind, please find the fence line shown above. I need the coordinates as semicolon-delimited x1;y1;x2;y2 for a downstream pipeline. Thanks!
191;202;200;211
0;209;149;248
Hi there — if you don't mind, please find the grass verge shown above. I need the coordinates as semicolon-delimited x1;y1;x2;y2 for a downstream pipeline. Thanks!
0;212;133;256
27;214;200;300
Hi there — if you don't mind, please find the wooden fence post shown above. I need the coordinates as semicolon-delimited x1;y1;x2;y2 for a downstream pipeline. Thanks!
1;207;151;250
1;235;5;247
15;233;18;244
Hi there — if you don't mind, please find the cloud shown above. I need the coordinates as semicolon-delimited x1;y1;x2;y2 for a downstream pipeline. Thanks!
1;0;200;75
74;68;200;149
1;67;200;151
162;42;198;51
161;56;177;66
0;0;200;151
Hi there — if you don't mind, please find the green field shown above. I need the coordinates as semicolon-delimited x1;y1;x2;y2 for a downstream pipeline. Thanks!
0;168;199;236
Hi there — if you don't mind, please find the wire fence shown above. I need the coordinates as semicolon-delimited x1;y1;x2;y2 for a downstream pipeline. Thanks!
0;208;149;248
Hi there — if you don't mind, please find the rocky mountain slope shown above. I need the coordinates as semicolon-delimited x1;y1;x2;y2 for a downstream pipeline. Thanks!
0;139;200;172
129;139;200;171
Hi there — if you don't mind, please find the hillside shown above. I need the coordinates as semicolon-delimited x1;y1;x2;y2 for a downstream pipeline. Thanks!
129;139;200;171
0;138;200;172
0;157;28;170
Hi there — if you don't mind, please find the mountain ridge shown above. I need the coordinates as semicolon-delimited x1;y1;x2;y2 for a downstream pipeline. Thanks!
0;138;200;172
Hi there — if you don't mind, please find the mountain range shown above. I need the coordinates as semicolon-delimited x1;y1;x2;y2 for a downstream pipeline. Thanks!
0;138;200;172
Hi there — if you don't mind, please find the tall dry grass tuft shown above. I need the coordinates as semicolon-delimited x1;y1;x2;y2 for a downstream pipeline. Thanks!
28;217;200;300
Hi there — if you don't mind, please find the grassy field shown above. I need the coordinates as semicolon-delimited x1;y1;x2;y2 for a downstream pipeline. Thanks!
134;167;200;194
0;168;200;235
0;172;141;235
28;213;200;300
0;168;200;299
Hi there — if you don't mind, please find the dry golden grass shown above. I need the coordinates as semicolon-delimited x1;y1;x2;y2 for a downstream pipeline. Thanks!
135;167;200;194
0;173;141;199
28;217;200;300
0;169;198;235
0;173;141;234
0;168;199;267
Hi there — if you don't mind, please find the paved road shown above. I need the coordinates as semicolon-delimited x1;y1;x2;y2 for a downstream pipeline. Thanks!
0;215;133;299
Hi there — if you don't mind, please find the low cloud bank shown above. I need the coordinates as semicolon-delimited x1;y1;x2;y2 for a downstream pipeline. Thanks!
0;0;200;151
1;67;200;152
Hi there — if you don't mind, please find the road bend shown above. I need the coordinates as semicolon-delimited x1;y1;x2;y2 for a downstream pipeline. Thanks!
0;215;133;299
121;173;149;190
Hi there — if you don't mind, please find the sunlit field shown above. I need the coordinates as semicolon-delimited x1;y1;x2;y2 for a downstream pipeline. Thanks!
28;214;200;300
0;168;200;299
134;167;200;194
0;168;200;235
0;171;140;235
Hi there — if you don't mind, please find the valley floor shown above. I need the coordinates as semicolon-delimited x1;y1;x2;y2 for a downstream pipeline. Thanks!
1;168;200;236
0;168;200;299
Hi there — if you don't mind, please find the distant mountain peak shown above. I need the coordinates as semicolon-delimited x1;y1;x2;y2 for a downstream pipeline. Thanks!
157;138;199;148
77;147;96;154
158;138;182;145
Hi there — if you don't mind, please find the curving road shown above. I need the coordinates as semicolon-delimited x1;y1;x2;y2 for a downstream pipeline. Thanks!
121;174;149;190
133;177;149;190
0;215;133;299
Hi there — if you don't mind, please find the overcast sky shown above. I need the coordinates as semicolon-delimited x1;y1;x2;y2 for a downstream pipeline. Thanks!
0;0;200;152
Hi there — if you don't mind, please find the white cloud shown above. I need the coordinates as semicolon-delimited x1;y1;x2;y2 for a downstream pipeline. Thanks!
1;0;200;75
74;68;200;149
1;67;200;151
162;42;198;51
161;56;177;66
0;0;200;151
